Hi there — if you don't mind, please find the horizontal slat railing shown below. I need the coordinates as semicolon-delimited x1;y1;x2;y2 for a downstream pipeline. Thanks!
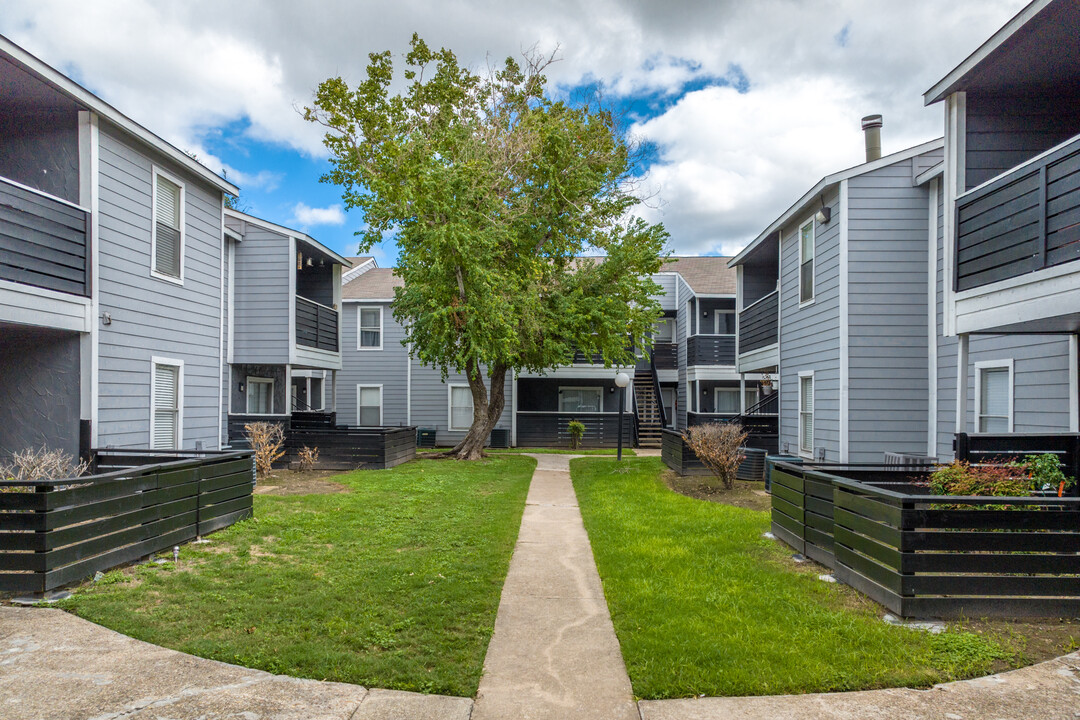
686;335;736;366
769;462;1080;618
0;176;91;297
956;133;1080;291
738;290;779;354
516;412;634;448
0;449;254;593
295;295;339;352
651;342;677;369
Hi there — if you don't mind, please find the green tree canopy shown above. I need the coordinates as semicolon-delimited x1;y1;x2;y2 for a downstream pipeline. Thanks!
305;35;667;458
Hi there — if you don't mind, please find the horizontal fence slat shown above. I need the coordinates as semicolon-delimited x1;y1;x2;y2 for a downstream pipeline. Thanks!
906;529;1080;553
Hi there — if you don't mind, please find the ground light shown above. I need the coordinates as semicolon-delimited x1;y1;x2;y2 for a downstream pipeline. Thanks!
615;372;629;460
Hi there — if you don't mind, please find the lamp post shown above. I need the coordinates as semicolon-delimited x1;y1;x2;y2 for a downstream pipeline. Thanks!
615;372;629;461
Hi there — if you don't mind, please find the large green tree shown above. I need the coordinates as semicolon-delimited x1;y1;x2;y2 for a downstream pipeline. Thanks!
305;36;667;459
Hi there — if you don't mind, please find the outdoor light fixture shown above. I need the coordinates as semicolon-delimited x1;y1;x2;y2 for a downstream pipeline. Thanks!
297;252;303;270
306;257;314;267
239;382;245;393
815;207;832;224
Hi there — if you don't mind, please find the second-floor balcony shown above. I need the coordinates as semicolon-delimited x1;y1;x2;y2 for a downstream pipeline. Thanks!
295;295;339;353
686;335;735;367
738;290;778;355
652;342;677;369
0;176;90;298
956;133;1080;293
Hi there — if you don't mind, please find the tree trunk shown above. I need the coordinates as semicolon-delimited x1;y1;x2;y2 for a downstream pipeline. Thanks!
449;362;507;460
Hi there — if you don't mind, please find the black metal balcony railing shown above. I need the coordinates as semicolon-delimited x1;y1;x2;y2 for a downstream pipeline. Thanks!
0;177;91;297
738;290;779;354
652;342;677;369
686;335;736;366
956;134;1080;292
295;295;339;352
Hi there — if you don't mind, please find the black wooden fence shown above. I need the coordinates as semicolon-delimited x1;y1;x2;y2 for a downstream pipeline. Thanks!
0;449;254;594
956;432;1080;495
770;462;1080;618
517;412;635;448
283;426;416;470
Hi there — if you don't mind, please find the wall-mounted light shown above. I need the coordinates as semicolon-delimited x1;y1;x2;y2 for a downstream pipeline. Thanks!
101;311;112;326
297;252;303;270
702;310;709;317
306;257;314;267
815;207;832;224
238;382;245;393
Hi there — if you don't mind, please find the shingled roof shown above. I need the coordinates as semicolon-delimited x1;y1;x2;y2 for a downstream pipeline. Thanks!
663;256;736;295
342;268;403;300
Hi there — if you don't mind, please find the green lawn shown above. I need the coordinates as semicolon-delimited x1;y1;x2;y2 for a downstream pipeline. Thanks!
572;457;1016;699
59;456;535;696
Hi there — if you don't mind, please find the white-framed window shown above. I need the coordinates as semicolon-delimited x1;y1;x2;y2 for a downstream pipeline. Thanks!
975;360;1013;433
357;385;383;426
559;386;603;413
151;168;185;283
712;310;736;335
714;388;740;414
357;306;382;349
449;385;474;430
151;357;183;450
799;218;814;305
246;377;275;414
799;371;814;456
654;317;674;343
745;387;760;410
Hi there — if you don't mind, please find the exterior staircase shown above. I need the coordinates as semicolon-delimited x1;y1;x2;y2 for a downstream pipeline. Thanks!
633;371;664;448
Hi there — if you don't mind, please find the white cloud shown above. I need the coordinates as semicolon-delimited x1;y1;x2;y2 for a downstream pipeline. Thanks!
292;202;346;227
0;0;1030;254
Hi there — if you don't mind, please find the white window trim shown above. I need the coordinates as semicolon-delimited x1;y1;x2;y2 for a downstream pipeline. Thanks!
149;166;186;285
246;376;275;415
974;359;1014;433
798;217;815;308
798;370;814;459
150;356;184;450
448;383;474;430
357;305;383;350
712;310;736;336
558;385;605;414
713;387;740;415
356;383;383;426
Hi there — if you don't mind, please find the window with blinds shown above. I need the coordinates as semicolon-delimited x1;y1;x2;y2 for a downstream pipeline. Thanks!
653;318;674;343
799;374;814;454
359;307;382;348
450;386;473;430
154;174;182;279
559;387;603;413
714;388;740;414
978;366;1011;432
152;363;180;450
799;220;814;304
357;385;381;426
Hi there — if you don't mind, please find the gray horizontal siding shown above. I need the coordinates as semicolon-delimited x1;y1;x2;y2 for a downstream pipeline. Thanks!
95;123;223;450
846;160;931;462
232;225;290;364
779;188;840;459
653;273;678;311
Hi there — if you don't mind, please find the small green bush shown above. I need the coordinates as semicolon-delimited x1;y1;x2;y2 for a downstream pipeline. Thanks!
928;454;1076;498
567;420;586;450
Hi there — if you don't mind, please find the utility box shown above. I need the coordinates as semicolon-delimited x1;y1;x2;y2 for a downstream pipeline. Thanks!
489;428;510;449
416;427;437;449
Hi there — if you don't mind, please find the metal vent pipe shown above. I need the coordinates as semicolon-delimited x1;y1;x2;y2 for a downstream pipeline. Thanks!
862;114;883;162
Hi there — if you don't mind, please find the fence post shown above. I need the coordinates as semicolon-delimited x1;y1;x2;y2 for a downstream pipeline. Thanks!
1073;434;1080;498
955;432;969;462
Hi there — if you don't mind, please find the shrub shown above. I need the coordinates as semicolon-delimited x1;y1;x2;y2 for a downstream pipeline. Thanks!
683;422;749;490
245;422;285;478
928;460;1032;498
1015;453;1074;493
0;446;89;491
297;445;320;472
567;419;586;450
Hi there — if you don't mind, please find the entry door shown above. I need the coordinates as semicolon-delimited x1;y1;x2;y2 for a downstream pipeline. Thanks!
660;387;676;427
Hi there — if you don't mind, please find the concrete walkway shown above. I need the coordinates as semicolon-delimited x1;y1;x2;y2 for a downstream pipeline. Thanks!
471;453;637;720
0;606;471;719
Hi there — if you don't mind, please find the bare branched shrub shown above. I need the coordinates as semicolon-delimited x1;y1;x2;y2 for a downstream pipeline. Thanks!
244;422;285;478
0;446;89;492
297;445;320;472
683;423;749;491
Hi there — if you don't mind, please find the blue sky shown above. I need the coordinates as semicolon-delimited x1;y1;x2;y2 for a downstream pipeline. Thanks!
2;0;1029;263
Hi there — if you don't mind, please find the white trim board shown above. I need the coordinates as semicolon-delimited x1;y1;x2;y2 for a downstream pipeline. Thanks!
224;208;350;266
838;179;849;463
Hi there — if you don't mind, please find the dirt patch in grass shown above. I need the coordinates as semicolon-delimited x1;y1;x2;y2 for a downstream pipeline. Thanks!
255;470;348;496
664;471;771;512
